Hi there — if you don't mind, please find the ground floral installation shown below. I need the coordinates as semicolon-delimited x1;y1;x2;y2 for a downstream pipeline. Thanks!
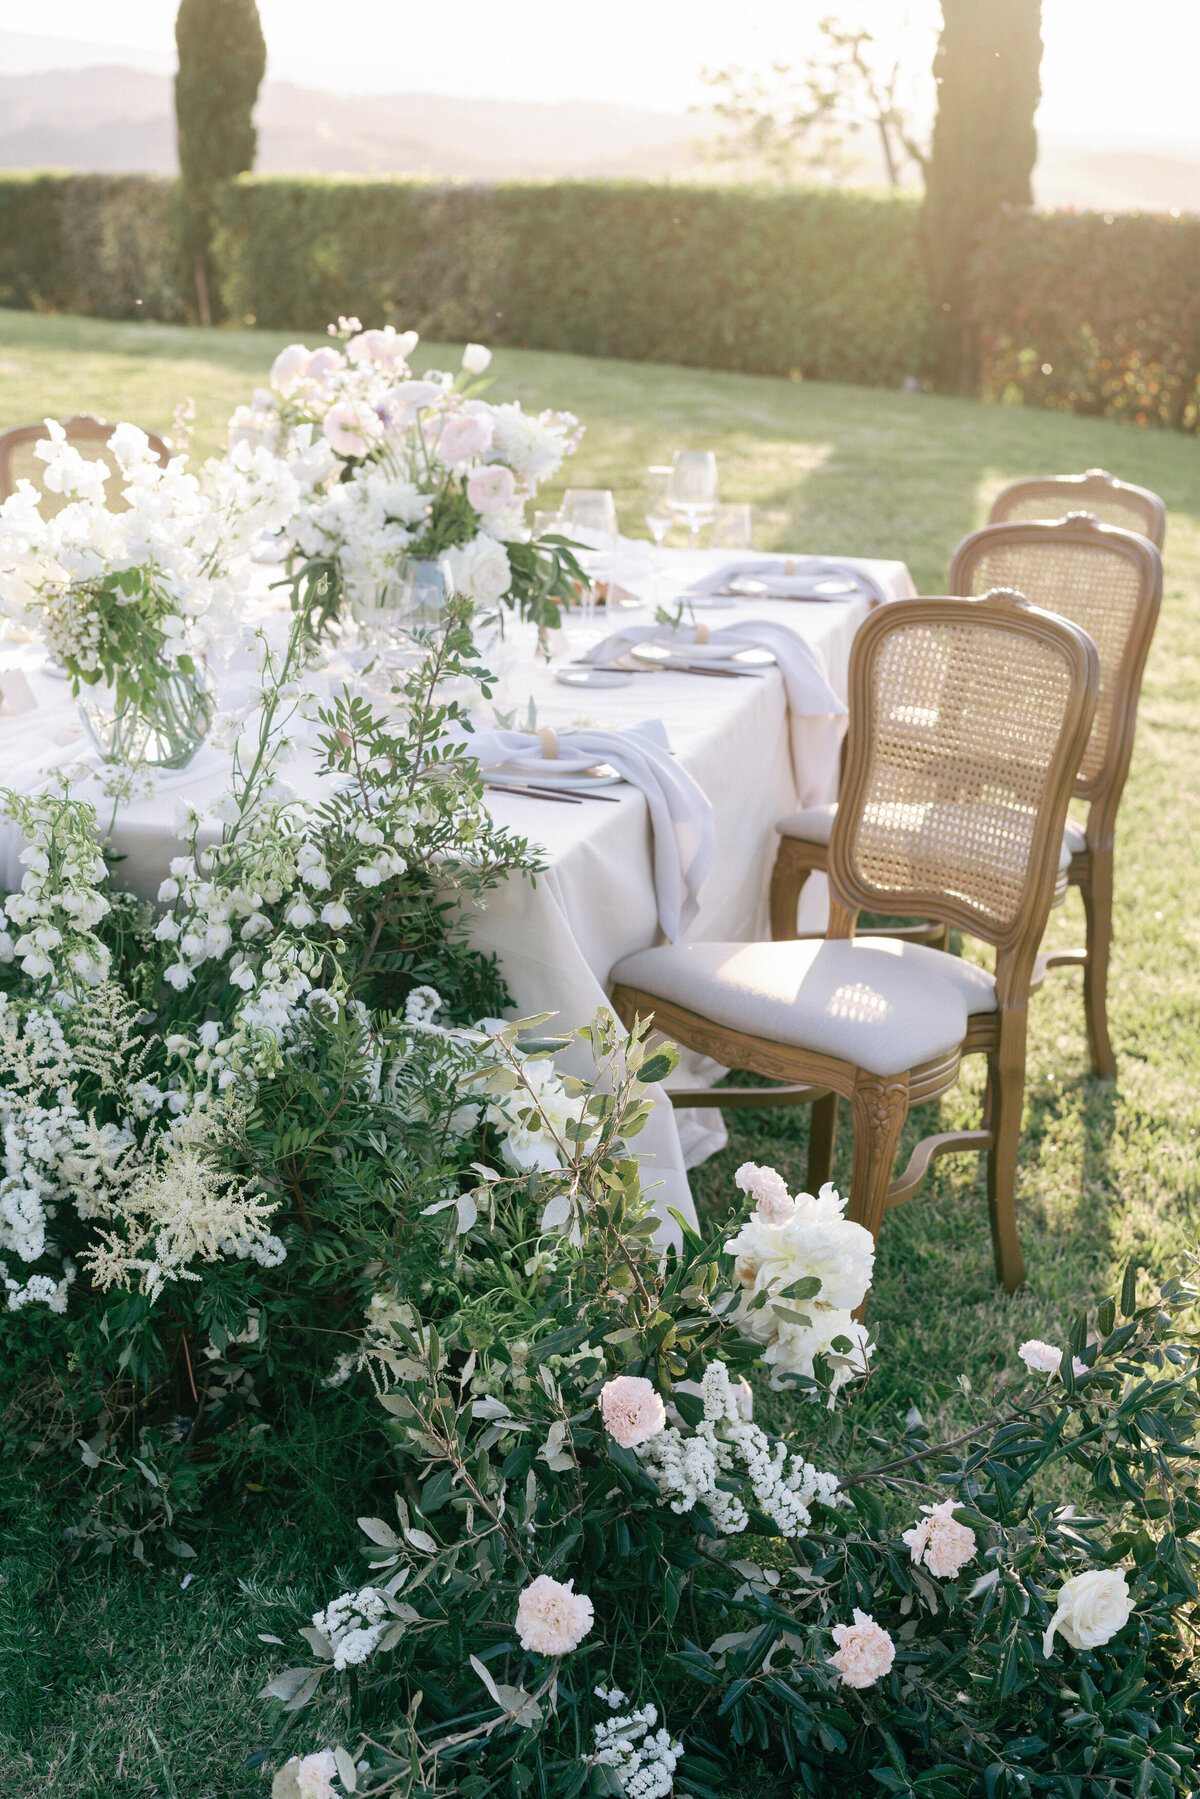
0;363;1196;1797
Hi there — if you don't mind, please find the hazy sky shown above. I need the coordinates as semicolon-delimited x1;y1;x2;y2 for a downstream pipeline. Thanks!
0;1;1188;139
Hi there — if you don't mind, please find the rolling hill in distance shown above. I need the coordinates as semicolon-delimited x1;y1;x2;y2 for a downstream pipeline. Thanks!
3;28;1200;210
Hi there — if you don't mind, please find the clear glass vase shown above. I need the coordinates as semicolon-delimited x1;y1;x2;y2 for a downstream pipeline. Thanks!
347;557;455;691
77;665;215;770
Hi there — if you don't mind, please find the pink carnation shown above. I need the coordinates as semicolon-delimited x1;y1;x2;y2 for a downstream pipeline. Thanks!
734;1161;795;1226
436;412;493;467
902;1499;976;1579
600;1374;666;1448
1019;1339;1088;1379
294;1751;338;1799
828;1609;895;1689
515;1575;594;1656
468;464;517;513
322;400;383;460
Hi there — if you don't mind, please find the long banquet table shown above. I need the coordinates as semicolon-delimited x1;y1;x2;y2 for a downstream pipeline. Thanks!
0;543;915;1231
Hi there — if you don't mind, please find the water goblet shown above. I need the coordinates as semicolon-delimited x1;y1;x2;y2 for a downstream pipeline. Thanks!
666;450;719;554
560;488;619;637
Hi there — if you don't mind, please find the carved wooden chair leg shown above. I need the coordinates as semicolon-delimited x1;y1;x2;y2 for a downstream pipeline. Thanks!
847;1076;910;1316
1079;847;1117;1080
807;1092;839;1191
983;1024;1028;1293
769;842;822;941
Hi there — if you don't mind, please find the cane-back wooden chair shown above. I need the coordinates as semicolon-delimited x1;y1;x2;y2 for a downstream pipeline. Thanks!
949;515;1162;1079
988;469;1166;550
612;591;1099;1292
0;415;170;516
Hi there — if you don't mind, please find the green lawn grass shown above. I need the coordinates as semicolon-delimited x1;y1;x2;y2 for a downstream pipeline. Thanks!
2;310;1199;1795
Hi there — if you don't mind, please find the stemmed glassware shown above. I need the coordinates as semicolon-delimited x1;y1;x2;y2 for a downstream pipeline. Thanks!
560;488;619;637
666;450;719;553
644;465;673;604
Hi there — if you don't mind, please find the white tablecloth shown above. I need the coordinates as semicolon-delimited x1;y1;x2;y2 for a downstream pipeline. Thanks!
0;544;915;1232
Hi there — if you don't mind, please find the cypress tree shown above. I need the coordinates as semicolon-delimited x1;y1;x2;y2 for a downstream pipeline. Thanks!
175;0;267;325
921;0;1042;391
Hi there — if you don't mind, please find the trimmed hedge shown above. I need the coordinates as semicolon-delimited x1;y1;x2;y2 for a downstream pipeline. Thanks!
0;174;186;321
212;177;931;386
969;205;1200;429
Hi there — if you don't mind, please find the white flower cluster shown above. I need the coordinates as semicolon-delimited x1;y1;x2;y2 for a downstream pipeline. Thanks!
480;1035;596;1174
637;1361;841;1538
724;1171;875;1396
0;790;112;994
311;1585;390;1670
226;323;581;611
0;419;298;662
588;1693;683;1799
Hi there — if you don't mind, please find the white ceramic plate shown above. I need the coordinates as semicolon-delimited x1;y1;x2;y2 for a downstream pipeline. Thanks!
630;642;776;671
555;667;631;689
483;762;624;790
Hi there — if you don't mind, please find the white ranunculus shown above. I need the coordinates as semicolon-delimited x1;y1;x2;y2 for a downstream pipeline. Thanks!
1043;1568;1132;1656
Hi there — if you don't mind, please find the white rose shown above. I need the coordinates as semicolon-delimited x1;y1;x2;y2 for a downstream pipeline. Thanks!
456;535;511;605
1042;1568;1132;1656
462;342;493;374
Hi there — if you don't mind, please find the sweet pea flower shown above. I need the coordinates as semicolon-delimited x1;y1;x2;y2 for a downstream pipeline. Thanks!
304;346;343;386
436;412;493;467
828;1609;895;1689
322;401;383;460
467;464;517;513
515;1575;594;1655
320;900;353;929
902;1499;976;1579
1043;1568;1132;1656
462;342;493;374
270;343;311;394
346;325;419;369
599;1375;666;1448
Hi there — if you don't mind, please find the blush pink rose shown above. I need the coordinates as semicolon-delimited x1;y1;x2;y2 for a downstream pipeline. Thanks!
902;1499;976;1579
322;400;383;459
467;464;517;513
599;1374;666;1448
515;1575;594;1655
270;343;311;394
436;412;493;467
828;1609;895;1689
734;1161;795;1226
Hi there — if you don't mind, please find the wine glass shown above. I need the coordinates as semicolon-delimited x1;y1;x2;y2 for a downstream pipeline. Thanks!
666;451;719;553
560;488;619;636
644;466;673;604
710;503;754;551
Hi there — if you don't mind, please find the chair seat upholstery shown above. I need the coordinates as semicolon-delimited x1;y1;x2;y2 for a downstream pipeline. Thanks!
776;801;1075;876
611;936;997;1078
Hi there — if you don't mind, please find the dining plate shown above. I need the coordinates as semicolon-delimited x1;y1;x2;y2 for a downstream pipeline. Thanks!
630;641;776;670
483;762;624;790
555;667;631;689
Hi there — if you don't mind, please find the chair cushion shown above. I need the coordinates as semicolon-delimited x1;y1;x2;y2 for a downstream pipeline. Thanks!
777;800;1074;875
776;802;837;844
611;936;997;1078
1062;816;1087;856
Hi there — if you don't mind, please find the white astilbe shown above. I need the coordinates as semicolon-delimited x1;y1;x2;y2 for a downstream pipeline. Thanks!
588;1701;683;1799
637;1361;841;1538
311;1585;390;1669
83;1094;284;1300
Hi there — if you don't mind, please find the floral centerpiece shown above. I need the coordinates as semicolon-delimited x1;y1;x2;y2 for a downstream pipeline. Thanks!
227;318;586;633
0;419;298;767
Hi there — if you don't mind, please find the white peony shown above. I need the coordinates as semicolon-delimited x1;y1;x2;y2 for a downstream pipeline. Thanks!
1043;1568;1132;1656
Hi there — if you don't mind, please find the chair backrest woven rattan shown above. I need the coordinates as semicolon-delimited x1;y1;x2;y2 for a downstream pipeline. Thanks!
0;416;170;517
949;515;1162;816
827;592;1099;968
988;469;1166;549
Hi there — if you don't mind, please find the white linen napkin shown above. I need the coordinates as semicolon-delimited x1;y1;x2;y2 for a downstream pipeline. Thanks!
579;619;847;805
465;718;713;942
684;556;888;604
